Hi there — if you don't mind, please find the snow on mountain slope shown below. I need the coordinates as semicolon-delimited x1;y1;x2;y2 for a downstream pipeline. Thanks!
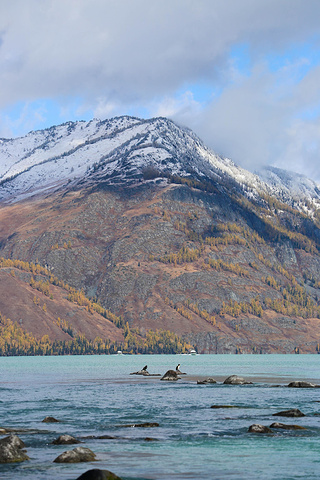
257;166;320;201
0;115;319;211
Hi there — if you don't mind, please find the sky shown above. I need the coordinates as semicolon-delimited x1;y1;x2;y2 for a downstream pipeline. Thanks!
1;0;320;181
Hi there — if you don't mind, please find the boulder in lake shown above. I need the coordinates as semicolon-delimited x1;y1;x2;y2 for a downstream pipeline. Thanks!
0;434;29;463
197;377;216;385
42;416;60;423
52;434;81;445
76;468;122;480
269;422;307;430
53;446;96;463
161;370;180;381
288;381;318;388
248;424;273;434
223;375;252;385
272;409;305;417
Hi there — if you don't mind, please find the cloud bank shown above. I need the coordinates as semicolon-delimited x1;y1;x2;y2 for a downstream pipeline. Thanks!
1;0;320;180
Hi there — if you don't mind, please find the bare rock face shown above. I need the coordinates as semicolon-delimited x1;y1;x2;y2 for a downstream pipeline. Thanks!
0;434;29;463
161;370;180;381
248;424;273;434
272;409;305;417
52;434;81;445
76;468;123;480
53;446;96;463
223;375;252;385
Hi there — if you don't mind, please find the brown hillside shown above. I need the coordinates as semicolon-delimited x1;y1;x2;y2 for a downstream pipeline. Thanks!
0;268;123;343
1;182;320;353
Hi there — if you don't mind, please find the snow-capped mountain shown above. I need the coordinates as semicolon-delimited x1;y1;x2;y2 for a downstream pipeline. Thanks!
0;116;319;210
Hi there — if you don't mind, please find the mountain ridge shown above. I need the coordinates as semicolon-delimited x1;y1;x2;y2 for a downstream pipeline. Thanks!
1;116;319;214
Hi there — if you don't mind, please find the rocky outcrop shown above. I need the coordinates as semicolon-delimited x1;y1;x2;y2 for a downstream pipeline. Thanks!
0;434;29;463
76;469;122;480
53;446;96;463
272;409;305;417
52;434;81;445
223;375;252;385
161;370;180;381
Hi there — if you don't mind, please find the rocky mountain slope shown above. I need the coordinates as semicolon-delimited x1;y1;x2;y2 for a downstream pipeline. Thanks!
1;116;320;354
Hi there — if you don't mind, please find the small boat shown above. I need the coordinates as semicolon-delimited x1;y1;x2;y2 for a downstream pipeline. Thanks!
117;350;123;355
189;349;197;355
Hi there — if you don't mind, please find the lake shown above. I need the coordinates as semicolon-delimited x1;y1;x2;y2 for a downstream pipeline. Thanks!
0;354;320;479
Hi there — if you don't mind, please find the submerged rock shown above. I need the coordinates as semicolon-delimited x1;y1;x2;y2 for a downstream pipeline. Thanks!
197;377;216;384
121;422;159;428
210;405;237;409
0;434;29;463
161;370;180;381
223;375;252;385
248;424;273;434
53;446;96;463
42;416;60;423
269;422;307;430
272;409;305;417
288;381;318;388
52;434;81;445
76;469;122;480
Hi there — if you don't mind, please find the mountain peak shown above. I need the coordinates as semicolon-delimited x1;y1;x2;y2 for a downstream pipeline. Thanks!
0;116;319;213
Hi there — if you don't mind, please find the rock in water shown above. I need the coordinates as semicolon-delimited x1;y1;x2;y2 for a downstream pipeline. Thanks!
197;377;216;384
248;424;273;434
272;409;305;417
288;381;317;388
42;416;60;423
161;370;180;381
52;434;81;445
223;375;252;385
53;446;96;463
76;469;122;480
0;434;29;463
269;422;307;430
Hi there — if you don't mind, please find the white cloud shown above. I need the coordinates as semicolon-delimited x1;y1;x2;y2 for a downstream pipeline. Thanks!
1;0;320;178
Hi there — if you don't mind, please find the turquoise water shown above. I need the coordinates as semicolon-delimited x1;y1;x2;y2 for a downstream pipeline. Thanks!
0;354;320;479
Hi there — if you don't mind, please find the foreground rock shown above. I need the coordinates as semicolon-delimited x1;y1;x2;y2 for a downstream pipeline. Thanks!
161;370;180;381
223;375;252;385
270;422;307;430
248;424;273;434
0;434;29;463
288;381;318;388
197;378;216;384
42;416;60;423
52;434;81;445
53;446;96;463
76;469;122;480
272;409;305;417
